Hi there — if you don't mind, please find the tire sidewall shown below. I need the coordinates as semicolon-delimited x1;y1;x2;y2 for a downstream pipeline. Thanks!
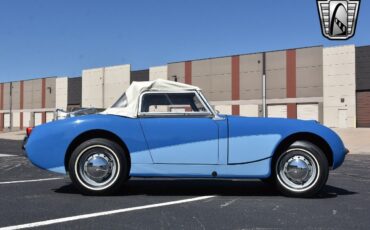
68;138;129;195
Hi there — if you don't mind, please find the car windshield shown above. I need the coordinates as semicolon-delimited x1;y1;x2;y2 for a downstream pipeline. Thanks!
112;93;128;108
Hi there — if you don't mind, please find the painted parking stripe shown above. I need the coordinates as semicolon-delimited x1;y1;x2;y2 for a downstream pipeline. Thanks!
0;195;215;230
0;154;16;157
0;177;64;185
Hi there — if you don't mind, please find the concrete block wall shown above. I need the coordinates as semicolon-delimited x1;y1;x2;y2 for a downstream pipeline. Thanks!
45;78;56;109
266;51;286;100
0;44;365;130
104;65;130;108
32;79;42;109
168;62;185;83
82;67;104;108
56;77;68;111
167;46;324;120
11;82;20;110
149;66;168;81
24;80;36;109
296;47;323;98
3;83;11;110
239;53;263;101
0;77;68;131
323;45;356;128
82;64;131;108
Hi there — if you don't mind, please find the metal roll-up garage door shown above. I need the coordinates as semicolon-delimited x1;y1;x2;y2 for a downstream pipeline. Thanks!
23;112;31;128
12;112;20;128
267;105;287;118
297;104;319;121
34;113;42;126
357;91;370;127
240;105;259;117
46;112;54;123
3;113;10;129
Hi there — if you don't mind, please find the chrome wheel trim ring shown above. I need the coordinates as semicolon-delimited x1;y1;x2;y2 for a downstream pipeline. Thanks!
74;145;121;191
276;148;320;192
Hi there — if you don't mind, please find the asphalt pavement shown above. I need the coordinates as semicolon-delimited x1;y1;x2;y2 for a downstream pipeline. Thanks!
0;138;369;229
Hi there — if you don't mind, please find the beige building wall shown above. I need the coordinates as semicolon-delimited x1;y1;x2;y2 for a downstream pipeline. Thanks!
323;45;356;128
168;58;232;102
0;76;66;130
168;62;185;83
266;51;286;99
82;67;104;108
82;65;130;108
23;80;33;109
32;79;42;109
11;82;20;110
192;57;232;101
210;57;232;101
45;78;56;108
1;82;21;111
3;83;10;110
296;47;323;97
104;65;130;108
56;77;68;110
192;59;211;98
240;53;263;100
149;65;168;81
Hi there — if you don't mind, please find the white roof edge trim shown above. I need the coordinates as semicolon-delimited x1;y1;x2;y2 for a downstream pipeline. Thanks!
101;79;202;118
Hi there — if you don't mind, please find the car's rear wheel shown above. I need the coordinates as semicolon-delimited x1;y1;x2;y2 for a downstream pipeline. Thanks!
68;138;129;195
273;141;329;197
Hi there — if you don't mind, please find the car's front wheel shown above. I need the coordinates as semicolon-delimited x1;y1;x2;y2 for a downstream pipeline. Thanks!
273;141;329;197
68;138;129;195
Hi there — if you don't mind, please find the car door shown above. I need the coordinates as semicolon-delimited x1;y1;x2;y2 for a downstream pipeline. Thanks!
139;91;219;164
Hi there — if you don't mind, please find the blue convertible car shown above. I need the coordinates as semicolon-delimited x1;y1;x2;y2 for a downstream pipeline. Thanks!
24;79;348;197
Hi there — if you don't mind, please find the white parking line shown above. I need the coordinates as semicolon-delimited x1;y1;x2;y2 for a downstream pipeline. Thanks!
0;195;215;230
0;178;64;185
0;154;16;157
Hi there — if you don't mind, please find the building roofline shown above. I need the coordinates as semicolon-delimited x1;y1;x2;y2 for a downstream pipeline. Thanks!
168;45;324;64
0;76;79;84
356;44;370;48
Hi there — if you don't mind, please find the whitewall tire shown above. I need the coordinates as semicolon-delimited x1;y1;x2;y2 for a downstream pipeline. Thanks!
273;141;329;197
68;138;129;195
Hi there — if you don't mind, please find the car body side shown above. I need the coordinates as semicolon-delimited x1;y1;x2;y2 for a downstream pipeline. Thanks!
24;114;347;178
25;114;346;178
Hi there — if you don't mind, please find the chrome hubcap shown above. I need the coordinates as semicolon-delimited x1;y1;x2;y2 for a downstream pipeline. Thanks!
84;154;112;182
277;149;318;191
76;145;119;190
285;156;310;183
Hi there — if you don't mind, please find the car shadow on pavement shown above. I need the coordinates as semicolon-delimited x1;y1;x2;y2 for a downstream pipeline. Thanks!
54;179;356;199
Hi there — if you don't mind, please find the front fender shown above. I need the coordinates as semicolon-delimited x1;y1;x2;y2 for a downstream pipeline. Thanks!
227;116;347;169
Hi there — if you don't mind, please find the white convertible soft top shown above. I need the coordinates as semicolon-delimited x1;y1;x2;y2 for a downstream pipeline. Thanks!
102;79;201;118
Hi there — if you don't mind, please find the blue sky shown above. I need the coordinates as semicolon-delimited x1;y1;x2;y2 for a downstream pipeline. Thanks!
0;0;369;82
